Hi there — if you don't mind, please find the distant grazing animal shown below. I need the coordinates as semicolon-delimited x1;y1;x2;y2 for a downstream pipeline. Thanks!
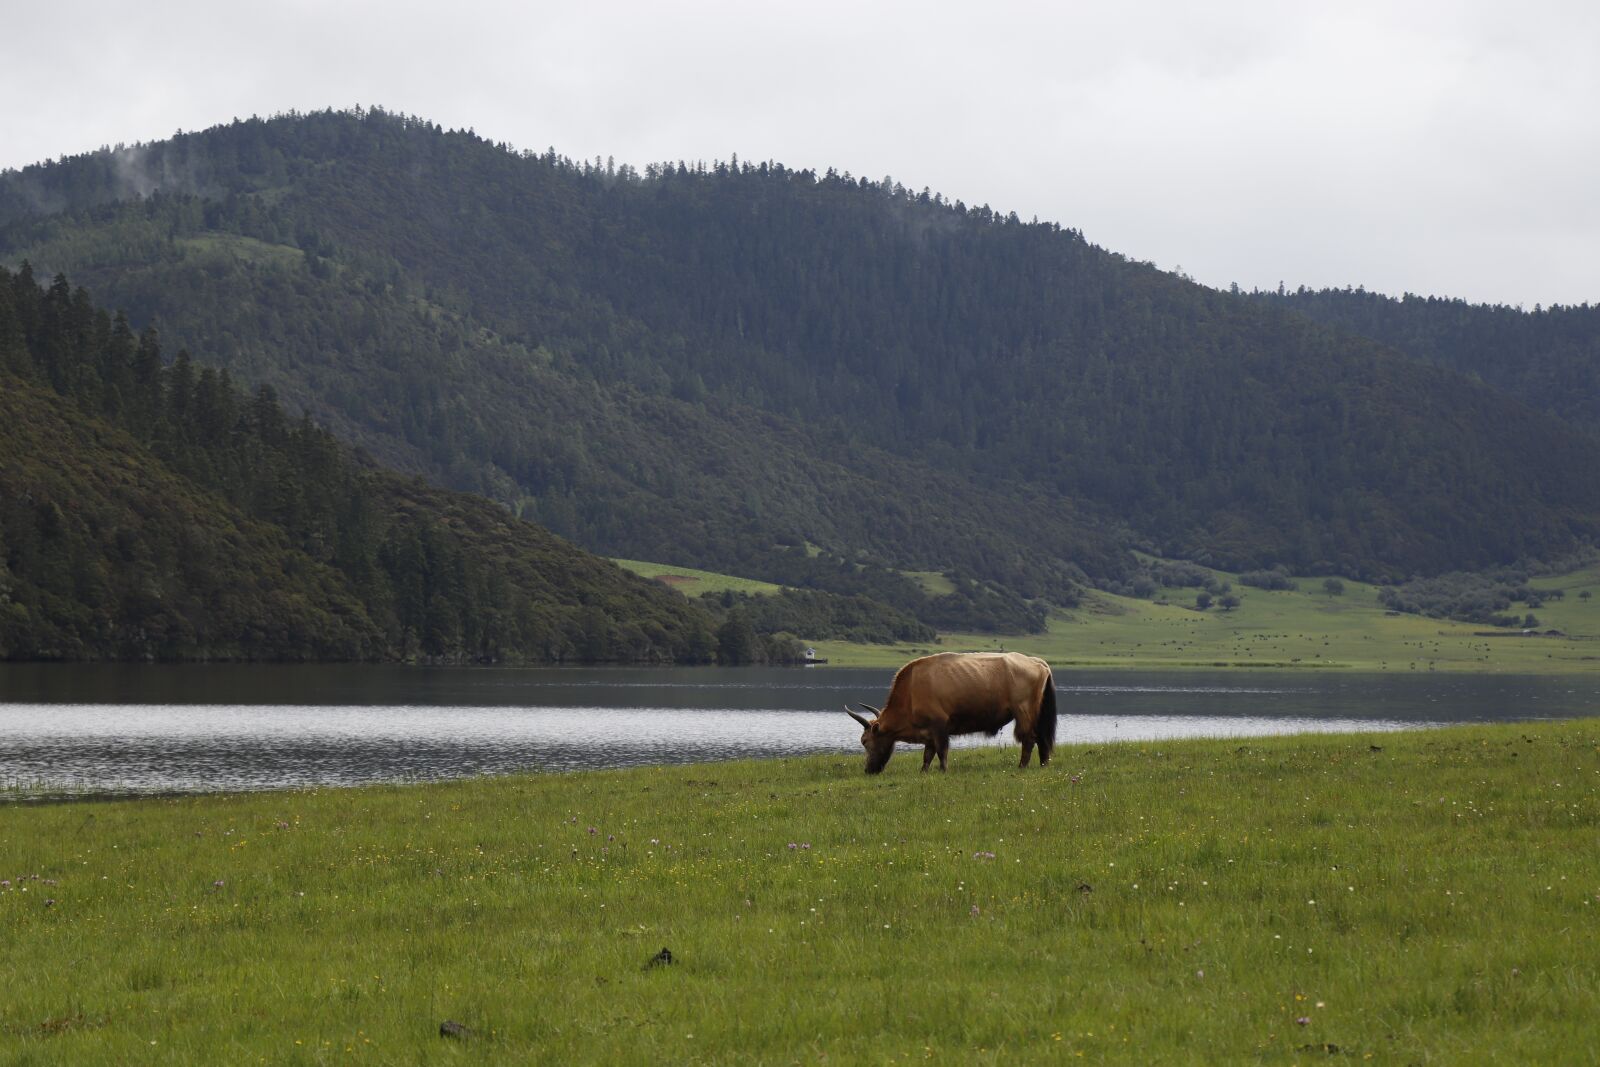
845;652;1057;774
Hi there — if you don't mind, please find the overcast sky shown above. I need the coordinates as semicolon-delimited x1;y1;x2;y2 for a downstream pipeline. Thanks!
3;0;1596;306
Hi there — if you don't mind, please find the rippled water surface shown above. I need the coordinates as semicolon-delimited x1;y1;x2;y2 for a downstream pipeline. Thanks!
1;664;1595;795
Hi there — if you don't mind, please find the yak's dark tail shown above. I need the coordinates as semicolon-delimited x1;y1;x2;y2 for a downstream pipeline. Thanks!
1037;671;1058;764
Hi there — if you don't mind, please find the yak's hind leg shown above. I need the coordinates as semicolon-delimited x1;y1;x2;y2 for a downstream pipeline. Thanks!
1014;709;1036;768
922;744;937;773
936;734;949;772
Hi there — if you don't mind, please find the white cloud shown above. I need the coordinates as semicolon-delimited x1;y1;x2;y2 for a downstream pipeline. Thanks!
2;0;1595;304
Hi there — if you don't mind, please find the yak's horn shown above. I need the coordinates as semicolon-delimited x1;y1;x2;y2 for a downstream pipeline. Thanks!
845;706;873;729
857;703;882;717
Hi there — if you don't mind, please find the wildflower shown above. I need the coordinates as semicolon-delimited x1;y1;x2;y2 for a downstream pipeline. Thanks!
973;851;996;860
213;880;225;888
1296;1017;1310;1026
1070;775;1081;784
970;905;981;916
800;843;811;850
787;843;798;850
44;898;56;907
587;827;597;835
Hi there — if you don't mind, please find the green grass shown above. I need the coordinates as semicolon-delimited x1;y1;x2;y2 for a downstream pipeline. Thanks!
612;558;785;597
815;564;1600;671
174;234;305;269
903;570;958;596
3;720;1598;1063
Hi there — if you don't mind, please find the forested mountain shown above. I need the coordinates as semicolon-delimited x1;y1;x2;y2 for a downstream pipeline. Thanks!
1250;286;1600;428
0;265;717;662
4;107;1598;596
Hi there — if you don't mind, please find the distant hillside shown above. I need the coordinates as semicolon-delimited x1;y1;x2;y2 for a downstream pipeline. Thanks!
0;266;716;663
4;107;1599;591
1253;286;1600;428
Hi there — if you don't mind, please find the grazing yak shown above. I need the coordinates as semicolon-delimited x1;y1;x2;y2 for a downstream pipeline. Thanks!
846;651;1057;774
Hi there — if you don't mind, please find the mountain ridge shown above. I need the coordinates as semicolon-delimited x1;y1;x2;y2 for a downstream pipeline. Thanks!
4;106;1597;599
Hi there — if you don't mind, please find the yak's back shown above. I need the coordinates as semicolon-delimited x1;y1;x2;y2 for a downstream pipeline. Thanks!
898;651;1048;709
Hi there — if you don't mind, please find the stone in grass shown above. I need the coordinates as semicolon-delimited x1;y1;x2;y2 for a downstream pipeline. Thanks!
646;947;674;969
439;1020;474;1039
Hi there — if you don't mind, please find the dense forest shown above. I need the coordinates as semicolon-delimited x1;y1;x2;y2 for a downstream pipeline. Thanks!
0;265;721;662
1252;286;1600;428
4;107;1600;603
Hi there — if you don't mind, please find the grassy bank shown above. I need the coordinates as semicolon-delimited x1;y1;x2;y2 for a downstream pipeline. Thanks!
814;565;1600;671
4;721;1598;1063
612;559;784;598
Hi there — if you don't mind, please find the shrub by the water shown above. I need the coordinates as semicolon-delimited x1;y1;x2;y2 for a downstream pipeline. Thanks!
1238;566;1298;591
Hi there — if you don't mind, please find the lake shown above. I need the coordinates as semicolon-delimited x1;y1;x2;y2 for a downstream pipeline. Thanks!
1;664;1594;796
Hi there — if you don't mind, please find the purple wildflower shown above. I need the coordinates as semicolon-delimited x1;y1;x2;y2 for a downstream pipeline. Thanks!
213;879;226;888
970;905;981;916
787;842;798;850
1296;1017;1310;1026
973;851;996;860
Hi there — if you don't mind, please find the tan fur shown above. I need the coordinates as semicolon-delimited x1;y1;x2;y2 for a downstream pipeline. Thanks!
856;652;1056;773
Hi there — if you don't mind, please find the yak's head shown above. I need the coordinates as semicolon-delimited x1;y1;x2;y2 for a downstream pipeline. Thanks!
846;704;895;774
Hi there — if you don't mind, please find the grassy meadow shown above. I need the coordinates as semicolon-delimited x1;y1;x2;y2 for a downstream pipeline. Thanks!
612;559;785;598
4;720;1599;1063
813;565;1600;672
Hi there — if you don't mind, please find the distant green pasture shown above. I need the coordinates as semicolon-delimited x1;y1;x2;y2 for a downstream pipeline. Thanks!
815;564;1600;671
175;233;305;268
612;558;784;598
902;570;957;596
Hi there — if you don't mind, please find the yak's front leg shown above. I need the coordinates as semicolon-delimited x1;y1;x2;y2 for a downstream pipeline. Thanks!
933;733;950;772
1019;735;1036;768
921;744;937;772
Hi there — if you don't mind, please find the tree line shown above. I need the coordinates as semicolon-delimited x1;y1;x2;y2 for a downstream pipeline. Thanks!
0;265;717;662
